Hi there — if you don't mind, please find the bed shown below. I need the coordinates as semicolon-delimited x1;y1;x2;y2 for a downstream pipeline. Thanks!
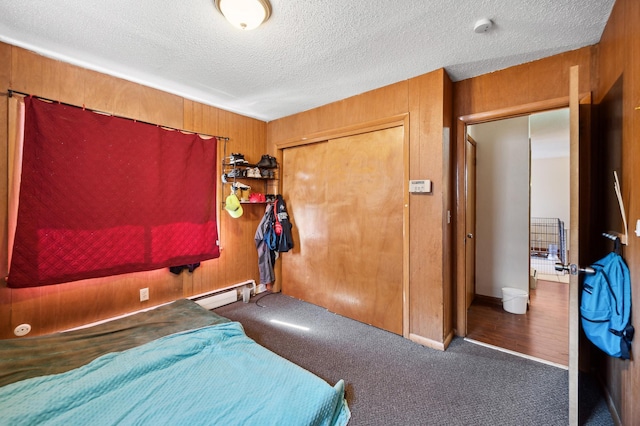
0;299;350;425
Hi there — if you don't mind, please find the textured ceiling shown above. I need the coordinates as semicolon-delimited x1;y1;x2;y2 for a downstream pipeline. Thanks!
0;0;615;122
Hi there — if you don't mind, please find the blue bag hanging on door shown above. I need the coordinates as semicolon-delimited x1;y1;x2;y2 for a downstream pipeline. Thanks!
580;251;634;359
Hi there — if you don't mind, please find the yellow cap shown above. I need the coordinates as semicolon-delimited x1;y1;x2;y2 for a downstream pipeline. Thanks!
224;193;243;218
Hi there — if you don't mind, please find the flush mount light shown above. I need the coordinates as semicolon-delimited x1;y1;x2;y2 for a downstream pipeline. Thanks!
214;0;272;30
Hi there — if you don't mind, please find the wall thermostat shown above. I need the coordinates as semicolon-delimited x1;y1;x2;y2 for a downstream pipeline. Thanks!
409;180;432;194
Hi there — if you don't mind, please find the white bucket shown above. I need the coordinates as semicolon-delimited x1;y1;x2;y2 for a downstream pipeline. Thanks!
242;286;251;303
501;287;528;314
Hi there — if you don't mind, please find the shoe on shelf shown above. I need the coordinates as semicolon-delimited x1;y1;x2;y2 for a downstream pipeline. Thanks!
232;183;251;202
232;182;251;191
229;153;248;164
260;169;274;179
227;168;246;178
247;167;261;178
257;154;278;169
257;155;272;168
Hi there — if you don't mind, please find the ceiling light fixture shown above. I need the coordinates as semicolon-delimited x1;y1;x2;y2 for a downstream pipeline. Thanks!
214;0;272;30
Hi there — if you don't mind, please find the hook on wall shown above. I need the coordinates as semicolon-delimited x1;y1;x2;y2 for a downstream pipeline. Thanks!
605;171;628;246
602;232;622;254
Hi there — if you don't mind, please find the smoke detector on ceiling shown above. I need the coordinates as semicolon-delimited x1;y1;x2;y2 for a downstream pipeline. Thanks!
474;18;493;33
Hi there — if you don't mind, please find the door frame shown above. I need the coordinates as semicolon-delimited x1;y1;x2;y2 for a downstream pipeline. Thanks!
455;96;574;336
464;135;477;310
455;96;569;337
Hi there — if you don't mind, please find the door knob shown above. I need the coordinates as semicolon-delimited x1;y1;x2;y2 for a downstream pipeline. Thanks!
467;233;474;239
555;263;595;275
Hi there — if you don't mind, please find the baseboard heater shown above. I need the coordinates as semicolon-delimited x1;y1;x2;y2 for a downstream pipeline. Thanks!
65;280;258;332
189;279;257;310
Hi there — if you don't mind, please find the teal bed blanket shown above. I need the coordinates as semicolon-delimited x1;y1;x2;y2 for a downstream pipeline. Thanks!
0;320;350;425
0;299;231;387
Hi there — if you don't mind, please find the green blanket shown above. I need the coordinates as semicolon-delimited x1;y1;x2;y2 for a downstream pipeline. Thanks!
0;299;230;387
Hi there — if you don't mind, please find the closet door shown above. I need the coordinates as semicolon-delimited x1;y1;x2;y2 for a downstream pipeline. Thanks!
282;126;404;334
281;141;331;306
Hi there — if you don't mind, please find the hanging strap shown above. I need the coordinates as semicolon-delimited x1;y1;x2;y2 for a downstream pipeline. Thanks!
274;199;283;235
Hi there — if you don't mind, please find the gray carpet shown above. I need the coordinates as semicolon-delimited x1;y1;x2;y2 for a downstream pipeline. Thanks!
215;293;613;425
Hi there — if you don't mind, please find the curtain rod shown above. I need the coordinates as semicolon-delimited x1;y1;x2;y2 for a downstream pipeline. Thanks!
5;89;229;141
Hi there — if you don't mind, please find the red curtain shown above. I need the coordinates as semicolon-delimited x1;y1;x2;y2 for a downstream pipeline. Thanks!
7;97;219;288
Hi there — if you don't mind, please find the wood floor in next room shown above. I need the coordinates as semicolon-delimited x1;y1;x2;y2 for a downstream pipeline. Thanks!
466;279;569;366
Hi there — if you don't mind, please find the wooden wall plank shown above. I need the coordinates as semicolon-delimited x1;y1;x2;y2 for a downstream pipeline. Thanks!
624;1;640;419
595;0;640;423
214;109;265;291
596;0;626;100
0;42;11;333
454;47;593;119
83;70;184;128
442;71;454;343
0;42;267;338
0;43;10;277
268;80;408;143
407;70;450;343
10;48;45;97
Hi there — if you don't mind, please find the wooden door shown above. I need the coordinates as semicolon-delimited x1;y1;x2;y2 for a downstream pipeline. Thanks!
282;126;404;334
280;142;331;306
568;65;581;426
465;136;476;309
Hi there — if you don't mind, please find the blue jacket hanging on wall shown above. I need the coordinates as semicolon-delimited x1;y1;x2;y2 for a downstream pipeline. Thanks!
254;195;294;287
273;195;294;253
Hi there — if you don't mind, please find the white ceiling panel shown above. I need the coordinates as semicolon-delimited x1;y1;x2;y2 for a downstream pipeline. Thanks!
0;1;616;121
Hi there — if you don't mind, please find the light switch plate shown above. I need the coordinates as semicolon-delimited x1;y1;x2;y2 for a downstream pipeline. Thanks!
409;179;432;193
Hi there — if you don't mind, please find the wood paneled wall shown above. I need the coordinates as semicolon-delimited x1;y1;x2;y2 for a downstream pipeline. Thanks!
407;71;454;347
454;48;593;118
592;0;640;423
0;43;267;339
268;69;455;349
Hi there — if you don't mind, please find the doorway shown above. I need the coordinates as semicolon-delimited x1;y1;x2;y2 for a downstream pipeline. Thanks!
464;109;571;367
456;67;586;424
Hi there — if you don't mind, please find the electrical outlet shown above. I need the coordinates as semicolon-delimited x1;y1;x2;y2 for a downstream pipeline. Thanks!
14;323;31;336
139;288;149;302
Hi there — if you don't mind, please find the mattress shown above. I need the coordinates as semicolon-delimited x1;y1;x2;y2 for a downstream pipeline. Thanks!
0;299;350;425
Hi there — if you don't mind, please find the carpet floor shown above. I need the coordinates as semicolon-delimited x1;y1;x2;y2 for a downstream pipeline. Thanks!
215;293;613;425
